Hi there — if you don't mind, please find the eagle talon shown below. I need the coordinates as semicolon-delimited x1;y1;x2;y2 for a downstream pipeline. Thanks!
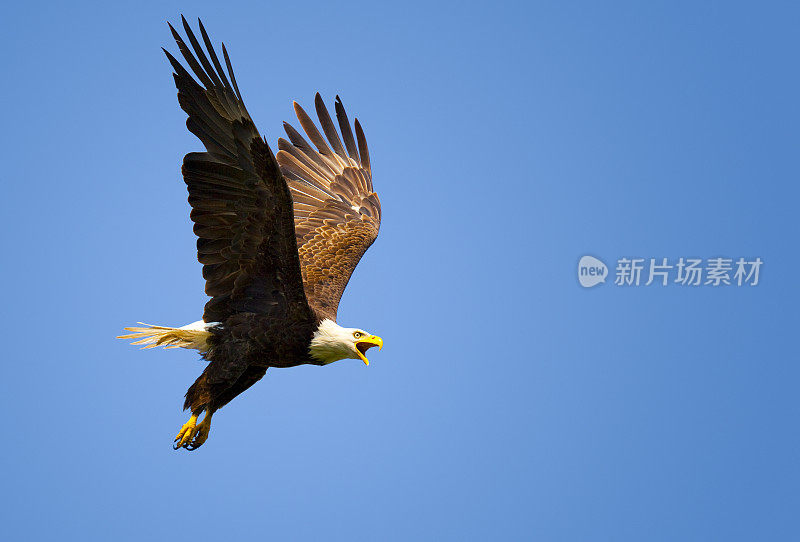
173;412;212;451
173;415;198;450
186;412;213;450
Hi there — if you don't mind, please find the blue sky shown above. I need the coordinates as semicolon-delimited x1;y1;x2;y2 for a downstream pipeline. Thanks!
1;1;798;540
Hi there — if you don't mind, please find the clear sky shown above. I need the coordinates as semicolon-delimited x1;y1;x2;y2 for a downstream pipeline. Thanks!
1;1;798;540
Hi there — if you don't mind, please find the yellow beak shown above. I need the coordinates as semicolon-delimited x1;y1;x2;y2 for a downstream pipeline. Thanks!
355;335;383;365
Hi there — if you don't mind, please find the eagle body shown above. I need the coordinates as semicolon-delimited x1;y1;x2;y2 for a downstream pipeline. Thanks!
118;17;383;450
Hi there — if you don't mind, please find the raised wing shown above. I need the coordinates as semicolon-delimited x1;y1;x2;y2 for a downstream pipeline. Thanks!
276;94;381;322
163;17;311;324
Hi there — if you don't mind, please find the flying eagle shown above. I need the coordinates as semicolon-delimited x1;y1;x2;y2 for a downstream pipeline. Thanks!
118;17;383;451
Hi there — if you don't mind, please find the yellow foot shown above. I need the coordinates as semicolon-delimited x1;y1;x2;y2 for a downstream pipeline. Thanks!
173;411;213;451
173;415;197;450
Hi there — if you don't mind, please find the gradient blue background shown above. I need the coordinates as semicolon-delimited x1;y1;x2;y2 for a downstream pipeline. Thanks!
1;1;797;540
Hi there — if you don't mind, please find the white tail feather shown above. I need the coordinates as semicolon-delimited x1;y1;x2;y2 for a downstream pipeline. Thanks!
116;320;216;352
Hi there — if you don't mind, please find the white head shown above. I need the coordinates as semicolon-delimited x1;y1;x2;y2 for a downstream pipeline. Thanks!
309;319;383;365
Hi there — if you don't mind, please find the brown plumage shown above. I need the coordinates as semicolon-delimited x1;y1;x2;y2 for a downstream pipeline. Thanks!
278;95;381;321
119;16;383;450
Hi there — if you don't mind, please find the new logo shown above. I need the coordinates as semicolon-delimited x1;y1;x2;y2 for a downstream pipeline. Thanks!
578;255;608;288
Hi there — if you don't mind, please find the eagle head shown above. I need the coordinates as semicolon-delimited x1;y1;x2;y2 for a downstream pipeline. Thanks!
309;319;383;365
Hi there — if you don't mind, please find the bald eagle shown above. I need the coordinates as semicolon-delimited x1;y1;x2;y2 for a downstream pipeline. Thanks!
118;17;383;451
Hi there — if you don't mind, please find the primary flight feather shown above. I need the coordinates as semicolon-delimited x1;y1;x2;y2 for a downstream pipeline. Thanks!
118;16;383;450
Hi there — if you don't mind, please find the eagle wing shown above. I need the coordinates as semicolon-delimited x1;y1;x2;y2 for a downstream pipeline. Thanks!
276;94;381;322
164;18;311;324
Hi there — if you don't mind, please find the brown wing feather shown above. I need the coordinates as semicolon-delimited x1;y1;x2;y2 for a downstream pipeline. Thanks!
165;18;311;324
276;94;381;322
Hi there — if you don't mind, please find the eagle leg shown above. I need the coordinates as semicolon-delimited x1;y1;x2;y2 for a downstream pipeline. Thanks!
185;410;214;451
173;414;198;449
173;410;214;451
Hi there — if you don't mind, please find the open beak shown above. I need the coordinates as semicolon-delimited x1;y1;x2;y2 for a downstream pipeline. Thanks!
355;335;383;365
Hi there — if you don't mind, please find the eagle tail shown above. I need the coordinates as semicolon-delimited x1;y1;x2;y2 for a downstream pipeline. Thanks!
116;321;214;352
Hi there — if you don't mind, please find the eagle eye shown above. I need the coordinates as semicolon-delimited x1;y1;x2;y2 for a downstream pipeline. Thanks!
353;331;363;339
